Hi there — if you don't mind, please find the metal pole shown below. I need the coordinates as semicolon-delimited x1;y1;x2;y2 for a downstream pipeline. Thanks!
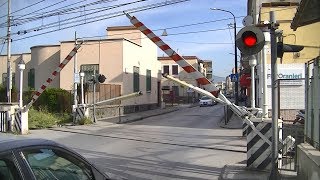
6;0;11;103
74;31;78;107
249;57;257;108
234;17;239;105
80;72;84;104
270;11;279;179
19;68;24;107
93;68;96;123
262;30;270;118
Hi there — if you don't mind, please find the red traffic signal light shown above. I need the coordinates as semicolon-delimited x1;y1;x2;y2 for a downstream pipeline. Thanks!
236;26;265;55
242;31;257;47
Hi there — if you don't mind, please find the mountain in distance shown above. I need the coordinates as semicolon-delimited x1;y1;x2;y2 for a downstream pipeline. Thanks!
211;75;225;83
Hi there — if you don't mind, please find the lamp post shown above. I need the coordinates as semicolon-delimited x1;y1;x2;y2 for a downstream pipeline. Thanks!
211;8;239;105
80;71;85;104
18;59;25;108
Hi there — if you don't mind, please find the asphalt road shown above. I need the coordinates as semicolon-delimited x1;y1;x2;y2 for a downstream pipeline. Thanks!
5;104;247;180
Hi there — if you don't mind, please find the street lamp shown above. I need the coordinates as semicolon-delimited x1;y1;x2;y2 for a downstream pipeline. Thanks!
211;8;239;105
18;59;25;108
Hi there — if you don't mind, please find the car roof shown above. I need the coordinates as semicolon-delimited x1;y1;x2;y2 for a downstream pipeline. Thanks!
0;137;62;153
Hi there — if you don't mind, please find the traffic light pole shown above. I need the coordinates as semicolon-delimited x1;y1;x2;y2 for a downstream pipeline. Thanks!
269;11;279;180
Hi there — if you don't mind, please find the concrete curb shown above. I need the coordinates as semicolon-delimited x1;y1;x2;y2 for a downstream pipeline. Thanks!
118;108;179;124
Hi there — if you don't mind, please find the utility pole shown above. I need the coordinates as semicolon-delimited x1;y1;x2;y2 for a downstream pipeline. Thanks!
6;0;11;103
74;31;78;108
269;11;279;180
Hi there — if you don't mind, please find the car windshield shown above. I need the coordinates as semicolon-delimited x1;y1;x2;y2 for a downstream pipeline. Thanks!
201;96;211;100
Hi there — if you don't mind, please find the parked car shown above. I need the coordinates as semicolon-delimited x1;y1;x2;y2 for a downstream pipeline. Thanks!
199;96;216;107
0;138;112;180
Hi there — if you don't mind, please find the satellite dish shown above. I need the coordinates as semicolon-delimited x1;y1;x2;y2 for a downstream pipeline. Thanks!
242;16;254;26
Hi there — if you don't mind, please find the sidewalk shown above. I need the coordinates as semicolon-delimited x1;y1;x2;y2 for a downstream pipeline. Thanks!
98;103;198;124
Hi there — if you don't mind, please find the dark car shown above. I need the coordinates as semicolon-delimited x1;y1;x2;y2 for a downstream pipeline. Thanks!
0;138;111;180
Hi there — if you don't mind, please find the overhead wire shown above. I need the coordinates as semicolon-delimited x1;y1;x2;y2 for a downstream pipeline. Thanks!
13;0;148;33
0;1;7;8
0;0;46;19
11;0;122;26
0;0;120;28
12;0;190;42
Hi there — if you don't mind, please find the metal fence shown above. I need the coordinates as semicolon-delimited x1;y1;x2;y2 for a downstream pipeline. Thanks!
279;124;304;171
0;111;7;132
305;57;320;150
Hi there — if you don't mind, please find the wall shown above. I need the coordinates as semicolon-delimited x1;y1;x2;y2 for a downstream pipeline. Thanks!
297;143;320;180
260;6;320;64
59;39;124;91
122;32;159;106
30;45;60;89
14;53;31;91
0;54;21;87
159;57;200;97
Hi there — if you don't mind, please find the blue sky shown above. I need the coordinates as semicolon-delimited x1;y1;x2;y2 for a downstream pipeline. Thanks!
0;0;247;77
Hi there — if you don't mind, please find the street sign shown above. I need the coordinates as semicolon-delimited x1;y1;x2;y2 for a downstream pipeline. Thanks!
74;73;80;83
230;73;239;82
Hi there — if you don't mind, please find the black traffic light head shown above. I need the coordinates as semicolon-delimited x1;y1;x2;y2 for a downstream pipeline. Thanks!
236;26;265;55
97;74;106;83
277;42;304;58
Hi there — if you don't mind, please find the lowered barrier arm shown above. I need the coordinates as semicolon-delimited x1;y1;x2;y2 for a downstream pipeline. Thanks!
163;74;271;146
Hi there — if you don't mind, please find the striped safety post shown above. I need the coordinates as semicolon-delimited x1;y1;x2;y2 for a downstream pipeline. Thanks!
242;121;249;136
246;119;272;170
24;42;83;111
13;109;22;133
125;13;221;98
75;104;88;122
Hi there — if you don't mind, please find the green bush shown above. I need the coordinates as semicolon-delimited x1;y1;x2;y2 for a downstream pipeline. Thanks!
24;88;72;113
28;108;72;129
78;117;93;125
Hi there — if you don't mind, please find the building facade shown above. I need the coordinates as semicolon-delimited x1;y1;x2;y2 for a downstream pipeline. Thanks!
158;56;207;103
246;0;320;113
1;26;161;111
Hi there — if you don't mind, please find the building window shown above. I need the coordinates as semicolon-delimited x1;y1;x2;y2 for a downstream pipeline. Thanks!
172;86;179;96
163;65;169;75
28;69;35;89
146;69;151;92
80;64;99;83
162;86;170;90
172;65;178;75
133;66;140;92
2;73;15;87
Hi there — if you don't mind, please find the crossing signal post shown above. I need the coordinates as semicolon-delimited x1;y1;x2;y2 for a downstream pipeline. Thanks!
236;26;265;56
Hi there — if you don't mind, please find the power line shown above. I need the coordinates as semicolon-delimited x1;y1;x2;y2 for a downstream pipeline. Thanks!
0;0;46;19
0;1;7;8
12;0;190;42
16;0;147;33
12;0;122;26
0;41;5;55
0;0;120;27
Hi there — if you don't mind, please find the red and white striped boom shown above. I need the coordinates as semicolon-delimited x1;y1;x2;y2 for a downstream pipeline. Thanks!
24;42;83;111
125;13;222;98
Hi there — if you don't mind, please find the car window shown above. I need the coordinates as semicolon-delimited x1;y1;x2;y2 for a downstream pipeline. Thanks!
0;153;22;180
22;148;94;180
201;96;210;100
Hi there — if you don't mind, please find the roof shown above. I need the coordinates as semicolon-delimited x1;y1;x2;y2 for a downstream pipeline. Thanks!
30;44;60;49
107;26;137;31
291;0;320;30
158;56;200;61
0;138;63;152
